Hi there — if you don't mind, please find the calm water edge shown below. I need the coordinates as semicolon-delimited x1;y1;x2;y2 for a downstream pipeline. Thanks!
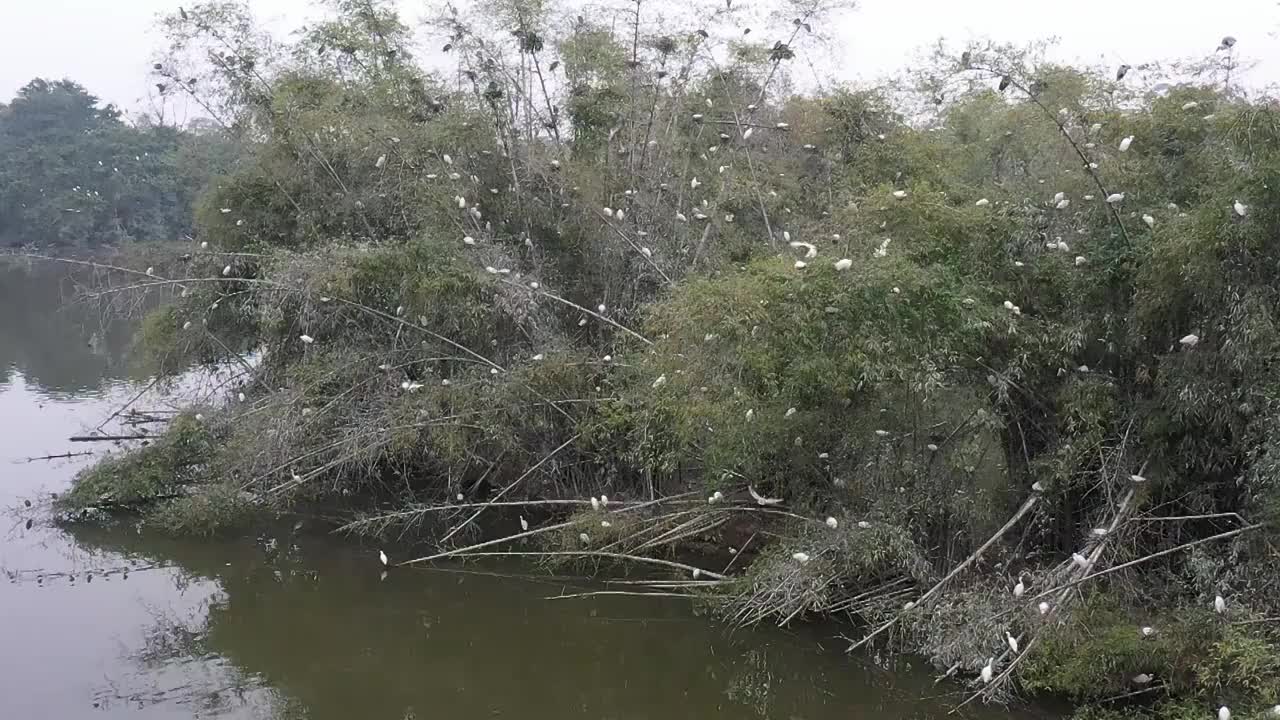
0;260;1047;720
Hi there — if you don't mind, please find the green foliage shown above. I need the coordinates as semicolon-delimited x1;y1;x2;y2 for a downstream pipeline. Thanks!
0;79;229;248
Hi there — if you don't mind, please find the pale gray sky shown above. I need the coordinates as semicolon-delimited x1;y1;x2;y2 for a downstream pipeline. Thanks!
2;0;1277;114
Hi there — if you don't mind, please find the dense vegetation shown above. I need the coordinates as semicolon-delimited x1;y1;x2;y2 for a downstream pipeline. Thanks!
60;0;1280;717
0;79;230;248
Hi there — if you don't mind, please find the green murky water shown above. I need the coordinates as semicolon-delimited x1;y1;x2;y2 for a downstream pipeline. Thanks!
0;261;1047;720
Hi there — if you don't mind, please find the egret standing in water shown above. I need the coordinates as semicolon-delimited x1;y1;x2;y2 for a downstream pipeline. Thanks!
379;550;388;567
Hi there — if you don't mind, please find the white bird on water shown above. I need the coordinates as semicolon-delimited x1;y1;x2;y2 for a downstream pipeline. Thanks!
379;550;388;566
980;658;994;684
748;485;782;506
1214;595;1226;614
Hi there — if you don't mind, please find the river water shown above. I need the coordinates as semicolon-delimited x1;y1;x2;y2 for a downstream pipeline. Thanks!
0;261;1045;720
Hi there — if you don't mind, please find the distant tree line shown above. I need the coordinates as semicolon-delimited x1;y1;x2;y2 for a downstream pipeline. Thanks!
0;78;233;249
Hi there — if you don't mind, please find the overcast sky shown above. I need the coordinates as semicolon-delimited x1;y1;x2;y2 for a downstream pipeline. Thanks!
2;0;1277;115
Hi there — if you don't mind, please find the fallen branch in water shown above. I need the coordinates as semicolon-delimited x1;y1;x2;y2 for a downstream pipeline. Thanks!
846;491;1041;653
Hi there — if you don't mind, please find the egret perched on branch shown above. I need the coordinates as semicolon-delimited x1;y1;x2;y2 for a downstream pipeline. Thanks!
1006;631;1019;653
749;485;782;506
1072;552;1091;568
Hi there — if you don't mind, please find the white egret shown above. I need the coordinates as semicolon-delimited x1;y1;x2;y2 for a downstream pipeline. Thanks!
748;485;782;506
975;198;990;207
676;212;688;222
858;521;872;529
1056;199;1070;210
1006;631;1019;653
1038;602;1051;615
379;550;388;566
602;207;613;217
1119;136;1133;152
1181;101;1199;111
1075;256;1088;266
745;409;755;421
825;517;838;529
743;127;754;139
1106;193;1125;204
300;334;314;344
1133;673;1152;684
1143;214;1155;228
892;190;907;199
238;392;246;403
200;241;208;249
591;497;601;511
1214;595;1226;613
792;552;811;564
1234;200;1248;217
375;154;386;168
1180;334;1200;348
1141;626;1156;637
579;532;590;545
1219;706;1231;720
652;375;667;389
601;521;611;528
600;495;609;508
927;443;939;451
980;658;994;683
183;321;192;331
222;265;232;276
463;236;476;245
520;516;529;531
794;261;807;269
834;258;853;271
1013;577;1025;598
1072;552;1091;568
442;153;453;165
